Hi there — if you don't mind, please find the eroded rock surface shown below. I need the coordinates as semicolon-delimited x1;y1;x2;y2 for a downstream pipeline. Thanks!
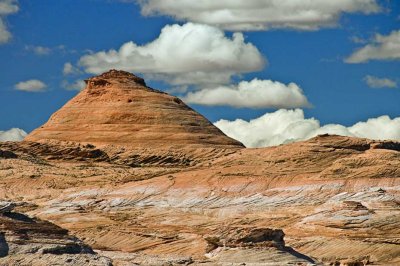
25;70;243;149
0;201;112;266
0;71;399;265
1;134;399;265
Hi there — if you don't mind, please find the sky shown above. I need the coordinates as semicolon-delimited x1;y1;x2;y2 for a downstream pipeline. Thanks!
0;0;399;147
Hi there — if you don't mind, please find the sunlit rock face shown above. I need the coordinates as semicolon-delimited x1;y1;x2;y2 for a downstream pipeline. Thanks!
25;70;243;149
1;70;400;265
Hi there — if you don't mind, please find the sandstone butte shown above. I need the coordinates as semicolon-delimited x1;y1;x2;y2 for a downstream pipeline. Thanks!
0;70;399;266
25;70;243;149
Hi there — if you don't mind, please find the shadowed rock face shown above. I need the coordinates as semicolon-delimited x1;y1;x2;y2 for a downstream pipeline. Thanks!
25;70;243;149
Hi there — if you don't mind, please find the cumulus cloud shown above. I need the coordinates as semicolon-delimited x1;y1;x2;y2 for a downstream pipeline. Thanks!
78;23;265;85
364;75;397;88
346;30;400;63
183;79;311;108
15;79;47;92
138;0;381;31
0;128;27;141
0;0;19;44
214;109;400;148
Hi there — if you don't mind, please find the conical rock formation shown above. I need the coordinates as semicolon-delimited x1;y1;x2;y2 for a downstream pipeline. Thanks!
26;70;243;148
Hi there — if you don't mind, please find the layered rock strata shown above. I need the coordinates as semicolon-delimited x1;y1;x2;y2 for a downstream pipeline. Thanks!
25;70;243;149
1;135;399;265
0;71;399;265
0;201;112;266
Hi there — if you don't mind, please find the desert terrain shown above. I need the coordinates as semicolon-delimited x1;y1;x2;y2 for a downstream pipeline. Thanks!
0;70;399;265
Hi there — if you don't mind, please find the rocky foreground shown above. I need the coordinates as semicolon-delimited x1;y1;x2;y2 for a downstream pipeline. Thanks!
0;70;399;265
0;201;112;265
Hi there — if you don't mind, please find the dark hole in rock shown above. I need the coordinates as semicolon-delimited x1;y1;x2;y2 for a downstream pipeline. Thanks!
173;98;182;104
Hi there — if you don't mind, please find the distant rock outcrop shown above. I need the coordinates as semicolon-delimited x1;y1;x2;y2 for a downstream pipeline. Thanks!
25;70;243;149
204;227;285;252
0;201;111;266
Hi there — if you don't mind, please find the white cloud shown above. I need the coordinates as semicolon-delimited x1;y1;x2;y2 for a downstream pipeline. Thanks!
15;79;47;92
0;0;19;44
183;78;311;108
349;36;367;44
63;62;74;75
0;19;11;43
214;109;400;148
138;0;381;31
24;45;52;55
63;62;81;75
0;0;18;15
364;75;397;88
346;30;400;63
25;45;76;56
78;23;265;85
166;85;189;94
0;128;27;142
61;79;85;91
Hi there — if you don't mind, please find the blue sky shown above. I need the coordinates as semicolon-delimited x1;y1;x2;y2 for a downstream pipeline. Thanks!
0;0;399;146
